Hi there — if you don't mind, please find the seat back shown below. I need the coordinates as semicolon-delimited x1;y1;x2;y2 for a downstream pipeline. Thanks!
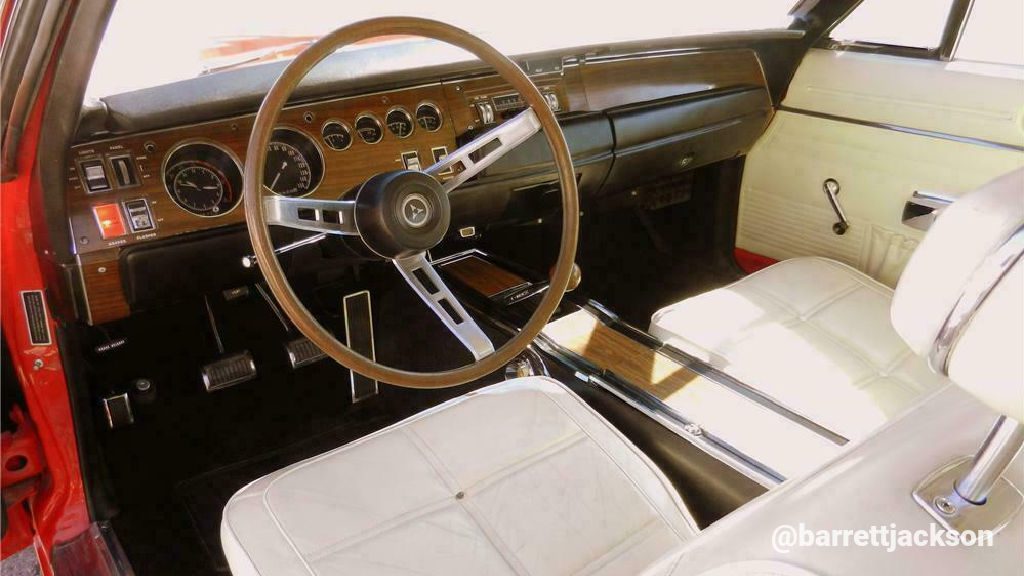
891;168;1024;421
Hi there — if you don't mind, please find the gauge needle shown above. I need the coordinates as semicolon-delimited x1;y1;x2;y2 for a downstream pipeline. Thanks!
181;180;198;189
269;161;287;191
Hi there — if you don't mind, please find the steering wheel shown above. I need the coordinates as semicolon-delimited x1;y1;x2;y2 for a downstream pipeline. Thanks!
243;17;578;389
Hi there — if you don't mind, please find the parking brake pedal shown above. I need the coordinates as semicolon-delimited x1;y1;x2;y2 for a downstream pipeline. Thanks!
200;295;257;392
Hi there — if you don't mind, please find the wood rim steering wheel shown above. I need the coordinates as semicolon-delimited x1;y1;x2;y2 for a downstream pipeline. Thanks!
244;17;579;388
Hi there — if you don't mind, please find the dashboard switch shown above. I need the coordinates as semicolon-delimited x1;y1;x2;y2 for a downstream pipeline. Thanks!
109;155;139;188
93;203;127;239
79;159;112;193
123;199;155;232
401;151;421;171
475;101;495;124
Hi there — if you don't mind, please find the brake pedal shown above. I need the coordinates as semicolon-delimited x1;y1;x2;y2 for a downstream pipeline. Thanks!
201;352;257;392
285;337;326;369
201;295;257;392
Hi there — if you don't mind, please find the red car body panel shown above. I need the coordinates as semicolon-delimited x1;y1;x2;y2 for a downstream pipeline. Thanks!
1;17;89;568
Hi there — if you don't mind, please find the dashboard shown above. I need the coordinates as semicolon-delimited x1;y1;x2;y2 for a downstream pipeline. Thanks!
68;49;772;325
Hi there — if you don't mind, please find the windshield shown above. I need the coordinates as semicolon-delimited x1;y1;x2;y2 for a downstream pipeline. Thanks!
87;0;795;99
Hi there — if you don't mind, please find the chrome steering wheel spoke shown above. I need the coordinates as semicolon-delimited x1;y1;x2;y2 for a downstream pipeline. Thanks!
424;107;541;193
264;196;359;235
394;253;495;360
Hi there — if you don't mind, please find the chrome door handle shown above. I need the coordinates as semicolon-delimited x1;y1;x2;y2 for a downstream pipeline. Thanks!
903;191;954;231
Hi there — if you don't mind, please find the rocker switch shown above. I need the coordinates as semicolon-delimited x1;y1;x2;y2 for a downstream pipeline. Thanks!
401;151;421;171
123;199;155;232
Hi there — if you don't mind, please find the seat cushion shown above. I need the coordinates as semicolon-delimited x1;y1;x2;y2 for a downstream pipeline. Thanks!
221;376;698;576
649;257;949;439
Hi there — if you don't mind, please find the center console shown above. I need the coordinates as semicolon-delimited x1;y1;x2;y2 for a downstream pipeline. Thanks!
435;249;849;488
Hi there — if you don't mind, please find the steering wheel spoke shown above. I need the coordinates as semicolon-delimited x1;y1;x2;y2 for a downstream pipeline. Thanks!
394;253;495;360
424;107;541;193
264;196;359;235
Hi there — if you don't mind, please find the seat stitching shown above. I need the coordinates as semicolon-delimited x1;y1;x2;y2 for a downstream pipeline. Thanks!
535;391;698;539
222;499;269;576
402;426;533;576
259;483;318;576
305;497;457;564
463;432;587;495
253;392;512;573
571;519;663;576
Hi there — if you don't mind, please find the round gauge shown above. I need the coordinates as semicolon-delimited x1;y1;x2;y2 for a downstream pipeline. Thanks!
263;128;324;197
415;103;443;132
355;114;383;144
385;107;414;139
162;141;243;217
321;120;352;151
168;163;225;213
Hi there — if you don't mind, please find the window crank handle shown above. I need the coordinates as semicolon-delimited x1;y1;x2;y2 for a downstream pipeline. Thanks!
823;178;849;235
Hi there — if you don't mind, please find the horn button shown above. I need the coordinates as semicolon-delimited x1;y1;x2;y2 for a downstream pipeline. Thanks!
353;170;451;259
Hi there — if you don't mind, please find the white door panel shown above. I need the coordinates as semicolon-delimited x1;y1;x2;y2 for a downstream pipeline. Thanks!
785;49;1024;146
737;49;1024;286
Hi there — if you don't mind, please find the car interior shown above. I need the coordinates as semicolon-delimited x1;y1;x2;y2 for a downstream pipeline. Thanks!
1;0;1022;574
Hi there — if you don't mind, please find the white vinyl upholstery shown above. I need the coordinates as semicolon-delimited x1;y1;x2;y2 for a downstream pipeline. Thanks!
892;168;1024;421
649;257;950;439
221;377;698;576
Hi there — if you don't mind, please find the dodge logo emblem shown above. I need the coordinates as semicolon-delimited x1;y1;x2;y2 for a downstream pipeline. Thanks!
400;193;431;228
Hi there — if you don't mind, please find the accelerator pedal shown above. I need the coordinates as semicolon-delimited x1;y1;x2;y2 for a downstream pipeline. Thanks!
285;337;327;369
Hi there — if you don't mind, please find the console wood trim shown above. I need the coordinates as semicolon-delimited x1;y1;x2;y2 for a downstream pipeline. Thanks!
437;254;529;297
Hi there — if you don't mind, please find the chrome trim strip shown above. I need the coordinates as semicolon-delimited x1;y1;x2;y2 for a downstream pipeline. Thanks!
930;223;1024;374
583;373;783;488
778;105;1024;153
584;301;850;446
530;332;783;488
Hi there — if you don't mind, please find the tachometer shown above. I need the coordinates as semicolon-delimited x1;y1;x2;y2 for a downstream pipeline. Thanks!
385;107;414;139
162;141;243;217
263;127;325;197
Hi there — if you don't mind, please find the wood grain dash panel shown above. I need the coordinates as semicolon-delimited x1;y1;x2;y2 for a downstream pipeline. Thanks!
542;309;702;399
67;84;457;257
439;255;527;297
78;251;129;325
580;49;768;111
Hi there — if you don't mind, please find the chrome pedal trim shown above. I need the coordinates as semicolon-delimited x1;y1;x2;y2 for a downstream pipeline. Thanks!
201;351;257;392
285;337;326;369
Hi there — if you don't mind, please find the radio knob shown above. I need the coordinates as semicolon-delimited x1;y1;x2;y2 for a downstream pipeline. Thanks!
475;101;495;124
543;92;561;112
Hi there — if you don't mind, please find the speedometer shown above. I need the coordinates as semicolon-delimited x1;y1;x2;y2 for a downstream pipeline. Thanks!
263;127;325;197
